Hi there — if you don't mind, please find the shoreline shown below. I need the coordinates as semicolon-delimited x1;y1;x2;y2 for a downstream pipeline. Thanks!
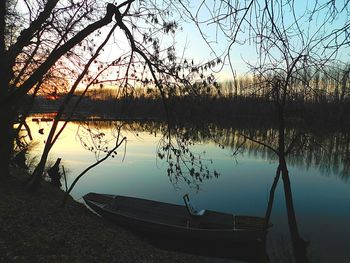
0;167;204;262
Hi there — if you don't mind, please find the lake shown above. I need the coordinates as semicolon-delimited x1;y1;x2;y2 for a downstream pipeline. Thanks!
26;118;350;262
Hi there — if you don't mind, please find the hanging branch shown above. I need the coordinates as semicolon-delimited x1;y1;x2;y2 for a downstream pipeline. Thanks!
61;136;127;207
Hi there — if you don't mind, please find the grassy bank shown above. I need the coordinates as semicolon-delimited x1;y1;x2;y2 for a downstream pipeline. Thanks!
0;168;203;263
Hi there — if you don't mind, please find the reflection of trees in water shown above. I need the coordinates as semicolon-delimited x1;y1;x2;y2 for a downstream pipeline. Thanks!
73;120;220;189
208;127;350;181
179;125;350;182
287;131;350;180
74;120;350;181
181;125;350;181
232;129;350;181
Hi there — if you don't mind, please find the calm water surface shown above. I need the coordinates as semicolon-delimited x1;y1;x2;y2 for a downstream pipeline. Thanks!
27;119;350;262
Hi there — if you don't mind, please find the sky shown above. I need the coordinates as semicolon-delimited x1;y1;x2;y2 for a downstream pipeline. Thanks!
49;0;349;85
170;0;350;79
14;0;349;85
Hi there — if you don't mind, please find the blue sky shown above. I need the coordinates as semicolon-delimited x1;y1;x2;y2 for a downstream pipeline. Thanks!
172;0;350;79
22;0;345;84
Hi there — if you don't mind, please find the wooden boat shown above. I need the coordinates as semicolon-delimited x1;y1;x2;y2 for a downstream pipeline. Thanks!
83;192;269;243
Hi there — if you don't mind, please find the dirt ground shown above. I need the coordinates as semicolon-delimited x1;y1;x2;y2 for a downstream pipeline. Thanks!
0;167;204;263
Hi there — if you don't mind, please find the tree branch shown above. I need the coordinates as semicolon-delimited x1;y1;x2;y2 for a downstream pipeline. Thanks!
6;0;59;67
61;136;127;207
2;3;117;108
239;133;279;155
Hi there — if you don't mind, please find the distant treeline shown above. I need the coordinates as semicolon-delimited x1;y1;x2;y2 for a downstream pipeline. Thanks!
32;94;350;129
49;63;350;103
217;64;350;103
31;64;350;128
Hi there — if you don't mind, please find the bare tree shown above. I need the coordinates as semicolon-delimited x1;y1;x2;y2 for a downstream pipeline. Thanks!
1;0;116;179
0;0;213;189
179;1;350;262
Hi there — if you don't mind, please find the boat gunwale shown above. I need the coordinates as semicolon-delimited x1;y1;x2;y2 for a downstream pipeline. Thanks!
84;193;266;234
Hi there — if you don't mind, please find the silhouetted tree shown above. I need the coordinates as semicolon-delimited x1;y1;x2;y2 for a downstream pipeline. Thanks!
0;0;214;190
181;1;350;262
0;0;119;180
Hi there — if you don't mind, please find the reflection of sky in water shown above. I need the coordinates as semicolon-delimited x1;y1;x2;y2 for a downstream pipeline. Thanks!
28;120;350;262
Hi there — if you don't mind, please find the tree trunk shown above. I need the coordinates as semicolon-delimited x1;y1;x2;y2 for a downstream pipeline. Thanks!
276;93;308;262
0;0;10;180
0;109;14;180
280;160;309;263
265;165;281;223
24;129;54;191
0;1;5;56
25;158;46;191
